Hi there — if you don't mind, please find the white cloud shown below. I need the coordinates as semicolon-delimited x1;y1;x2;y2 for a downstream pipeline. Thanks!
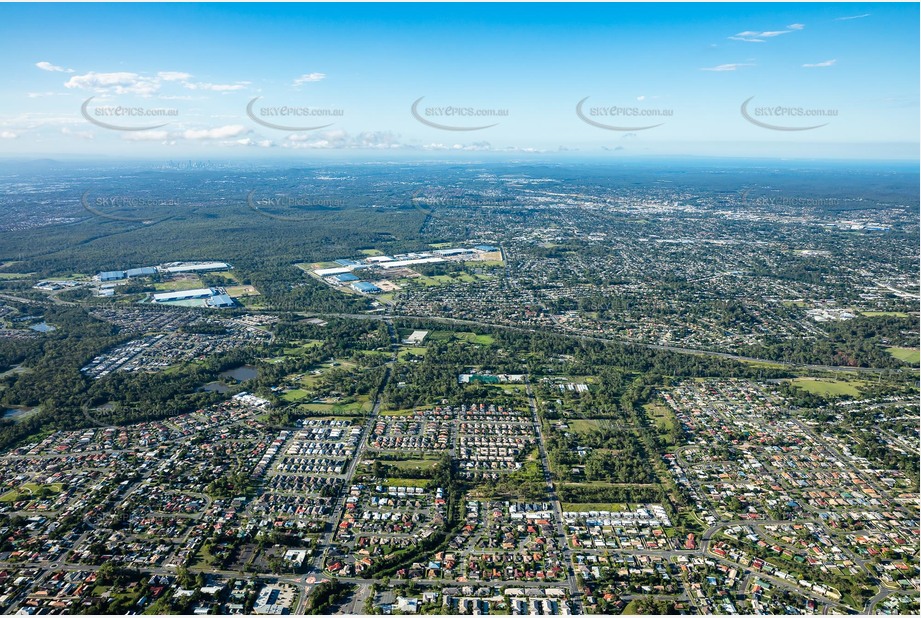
729;27;801;43
182;125;248;140
293;72;326;86
701;63;753;72
60;127;94;140
285;129;401;150
64;70;248;97
0;131;17;139
65;71;160;96
235;137;273;147
157;71;192;82
27;91;69;98
803;59;837;68
121;130;170;142
835;13;870;21
183;81;249;92
36;61;73;73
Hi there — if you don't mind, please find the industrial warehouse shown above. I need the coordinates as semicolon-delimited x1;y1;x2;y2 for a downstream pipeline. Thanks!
151;287;235;308
95;261;231;282
309;245;502;296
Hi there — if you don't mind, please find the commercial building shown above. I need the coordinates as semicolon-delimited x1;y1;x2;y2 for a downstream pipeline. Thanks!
207;293;235;308
158;261;230;274
351;282;382;294
98;271;126;282
125;267;158;278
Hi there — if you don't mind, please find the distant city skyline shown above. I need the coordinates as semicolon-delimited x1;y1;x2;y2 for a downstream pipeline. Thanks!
0;2;918;160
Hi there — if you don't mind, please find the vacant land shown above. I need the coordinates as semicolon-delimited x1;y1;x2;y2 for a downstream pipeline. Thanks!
790;378;861;398
886;347;920;364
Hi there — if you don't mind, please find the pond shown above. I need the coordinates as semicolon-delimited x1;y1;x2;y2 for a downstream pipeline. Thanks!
219;365;257;382
29;322;56;333
3;407;33;420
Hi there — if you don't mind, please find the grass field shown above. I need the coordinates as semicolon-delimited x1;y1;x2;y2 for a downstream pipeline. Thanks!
282;340;324;355
790;378;861;397
427;331;495;345
456;332;495;345
643;402;676;434
862;311;910;318
380;407;418;416
384;458;440;472
476;259;505;267
397;347;427;360
886;347;920;364
281;389;310;402
0;273;32;279
382;477;430;488
0;482;63;502
561;502;627;512
299;398;370;414
225;285;260;297
359;249;385;256
567;419;605;434
153;277;204;292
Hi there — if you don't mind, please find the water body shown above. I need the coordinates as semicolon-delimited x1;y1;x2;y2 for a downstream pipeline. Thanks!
219;365;257;382
3;407;33;421
29;322;56;333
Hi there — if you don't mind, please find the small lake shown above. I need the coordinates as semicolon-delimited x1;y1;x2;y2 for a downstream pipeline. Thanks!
219;365;257;382
29;322;56;333
3;407;33;421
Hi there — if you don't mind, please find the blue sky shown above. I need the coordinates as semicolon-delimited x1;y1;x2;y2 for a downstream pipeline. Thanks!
0;3;917;160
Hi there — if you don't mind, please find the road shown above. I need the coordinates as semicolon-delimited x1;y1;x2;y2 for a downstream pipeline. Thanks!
303;311;889;375
295;318;398;614
525;377;582;614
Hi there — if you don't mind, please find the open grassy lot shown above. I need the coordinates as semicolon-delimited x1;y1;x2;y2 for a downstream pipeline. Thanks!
561;502;627;512
862;311;910;318
643;402;676;433
0;482;63;502
282;340;324;355
380;407;418;416
281;389;310;402
359;249;385;256
297;261;339;271
456;332;495;345
886;347;920;364
566;419;605;434
790;377;861;398
299;397;371;414
397;347;427;361
382;477;430;488
427;331;494;345
153;276;204;291
383;457;441;472
225;285;260;297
